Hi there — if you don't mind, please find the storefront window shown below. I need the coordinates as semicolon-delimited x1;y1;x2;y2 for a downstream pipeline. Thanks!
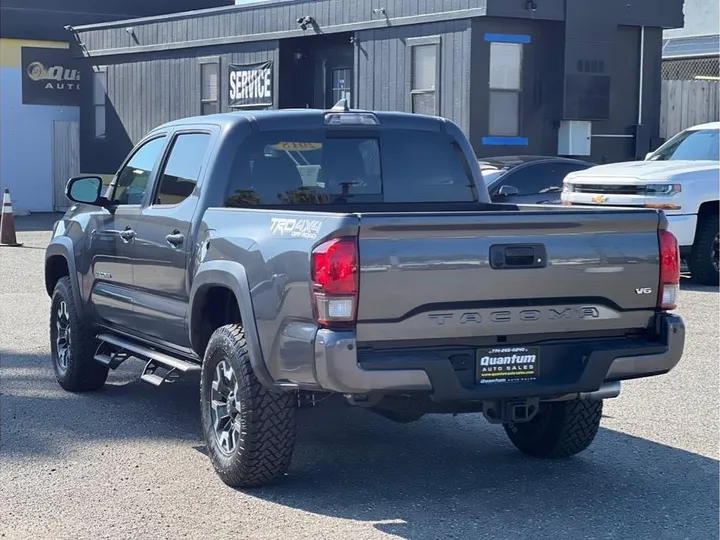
410;40;439;116
200;60;220;115
93;69;107;139
488;42;523;137
331;67;352;106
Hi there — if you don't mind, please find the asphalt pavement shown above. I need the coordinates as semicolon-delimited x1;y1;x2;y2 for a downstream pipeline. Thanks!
1;214;718;540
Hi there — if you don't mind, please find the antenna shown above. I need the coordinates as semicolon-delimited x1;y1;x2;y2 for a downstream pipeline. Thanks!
330;99;350;112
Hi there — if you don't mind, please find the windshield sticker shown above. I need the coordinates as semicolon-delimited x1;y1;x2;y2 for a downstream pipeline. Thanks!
270;217;322;239
271;142;323;152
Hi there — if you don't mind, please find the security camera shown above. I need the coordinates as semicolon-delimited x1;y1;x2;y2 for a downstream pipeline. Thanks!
125;27;135;35
296;15;314;31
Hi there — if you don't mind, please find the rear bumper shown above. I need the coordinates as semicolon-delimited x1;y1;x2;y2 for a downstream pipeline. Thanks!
312;313;685;401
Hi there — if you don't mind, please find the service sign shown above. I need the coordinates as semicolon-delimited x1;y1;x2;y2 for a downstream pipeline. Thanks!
228;61;273;108
21;47;80;106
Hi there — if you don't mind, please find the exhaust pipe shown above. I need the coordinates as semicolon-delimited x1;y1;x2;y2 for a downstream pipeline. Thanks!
579;381;621;401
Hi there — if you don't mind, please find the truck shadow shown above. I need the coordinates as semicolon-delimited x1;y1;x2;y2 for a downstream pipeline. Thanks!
680;274;719;293
265;405;718;539
2;352;717;539
14;212;64;232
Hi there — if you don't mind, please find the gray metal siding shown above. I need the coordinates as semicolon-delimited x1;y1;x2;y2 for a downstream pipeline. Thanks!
80;42;278;174
74;0;486;54
468;19;664;162
0;0;232;40
71;0;683;58
356;20;472;135
484;0;681;28
469;18;565;157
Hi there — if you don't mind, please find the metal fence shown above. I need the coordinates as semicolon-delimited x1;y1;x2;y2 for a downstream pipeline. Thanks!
662;56;720;80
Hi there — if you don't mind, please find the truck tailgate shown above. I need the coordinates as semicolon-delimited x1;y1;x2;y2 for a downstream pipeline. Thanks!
355;209;662;343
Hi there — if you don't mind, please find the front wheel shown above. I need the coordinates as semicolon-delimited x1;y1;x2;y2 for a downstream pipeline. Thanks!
503;399;602;458
200;324;297;488
49;276;108;392
688;214;719;286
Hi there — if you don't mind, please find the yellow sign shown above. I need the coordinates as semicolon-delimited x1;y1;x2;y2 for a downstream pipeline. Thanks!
591;195;609;203
271;142;322;151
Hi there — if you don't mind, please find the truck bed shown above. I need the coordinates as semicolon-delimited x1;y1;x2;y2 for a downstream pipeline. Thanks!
211;201;664;353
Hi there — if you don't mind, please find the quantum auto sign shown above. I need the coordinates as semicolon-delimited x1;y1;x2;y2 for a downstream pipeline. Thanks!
21;47;80;106
228;61;273;108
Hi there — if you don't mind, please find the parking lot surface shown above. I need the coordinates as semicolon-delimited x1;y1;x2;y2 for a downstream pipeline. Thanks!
1;214;718;540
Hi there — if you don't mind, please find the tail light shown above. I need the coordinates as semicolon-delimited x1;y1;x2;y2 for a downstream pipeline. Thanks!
658;229;680;310
311;237;358;326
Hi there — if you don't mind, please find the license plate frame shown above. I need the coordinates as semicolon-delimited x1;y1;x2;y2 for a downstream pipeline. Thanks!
476;346;539;385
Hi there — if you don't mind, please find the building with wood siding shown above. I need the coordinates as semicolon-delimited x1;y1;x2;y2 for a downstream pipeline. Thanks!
68;0;685;175
0;0;233;214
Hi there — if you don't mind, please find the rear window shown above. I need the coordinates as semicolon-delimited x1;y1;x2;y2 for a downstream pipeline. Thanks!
223;129;477;206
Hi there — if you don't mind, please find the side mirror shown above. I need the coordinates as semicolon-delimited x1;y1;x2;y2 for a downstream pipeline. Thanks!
497;184;519;197
65;176;104;206
644;151;654;161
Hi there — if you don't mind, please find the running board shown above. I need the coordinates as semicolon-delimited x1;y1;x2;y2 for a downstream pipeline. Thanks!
95;333;201;386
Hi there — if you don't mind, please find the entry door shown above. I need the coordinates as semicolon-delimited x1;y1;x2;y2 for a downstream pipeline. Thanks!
314;47;354;108
52;120;80;212
129;131;213;350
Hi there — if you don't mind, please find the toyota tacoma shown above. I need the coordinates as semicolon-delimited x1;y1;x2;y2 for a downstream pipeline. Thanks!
45;102;686;488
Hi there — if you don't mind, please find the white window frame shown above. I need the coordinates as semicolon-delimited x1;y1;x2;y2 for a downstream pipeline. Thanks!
407;36;441;116
92;67;107;139
487;40;525;137
199;56;220;116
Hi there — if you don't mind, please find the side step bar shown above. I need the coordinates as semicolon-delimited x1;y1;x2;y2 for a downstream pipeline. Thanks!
95;333;200;387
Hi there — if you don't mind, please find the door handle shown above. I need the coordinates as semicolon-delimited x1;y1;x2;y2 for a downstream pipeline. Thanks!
119;228;136;242
165;231;185;247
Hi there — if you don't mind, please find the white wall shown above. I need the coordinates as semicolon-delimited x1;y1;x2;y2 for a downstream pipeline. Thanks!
665;0;720;38
0;39;79;214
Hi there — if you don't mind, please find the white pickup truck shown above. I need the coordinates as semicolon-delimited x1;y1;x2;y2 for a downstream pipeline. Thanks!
561;121;720;285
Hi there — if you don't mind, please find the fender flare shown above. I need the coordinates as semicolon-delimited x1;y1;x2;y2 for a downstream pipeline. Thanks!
45;238;84;316
188;260;275;389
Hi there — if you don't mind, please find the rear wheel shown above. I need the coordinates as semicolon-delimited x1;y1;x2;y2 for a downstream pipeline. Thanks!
688;214;719;286
503;399;602;458
49;276;108;392
200;324;297;488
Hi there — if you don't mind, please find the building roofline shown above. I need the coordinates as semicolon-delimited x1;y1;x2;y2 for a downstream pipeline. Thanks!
70;0;310;31
70;5;487;57
661;33;720;60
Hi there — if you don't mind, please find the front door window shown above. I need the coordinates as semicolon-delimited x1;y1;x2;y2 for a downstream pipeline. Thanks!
329;67;352;107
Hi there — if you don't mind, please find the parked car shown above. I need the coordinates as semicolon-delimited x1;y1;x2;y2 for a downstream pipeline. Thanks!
561;121;720;285
45;103;685;488
479;155;595;204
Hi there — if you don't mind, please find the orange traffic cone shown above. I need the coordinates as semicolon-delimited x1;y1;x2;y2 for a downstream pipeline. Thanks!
0;188;23;247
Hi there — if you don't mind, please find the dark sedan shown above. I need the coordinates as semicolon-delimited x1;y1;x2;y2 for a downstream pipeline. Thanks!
479;155;595;204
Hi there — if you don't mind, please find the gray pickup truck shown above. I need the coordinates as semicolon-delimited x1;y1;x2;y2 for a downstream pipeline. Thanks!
45;102;685;488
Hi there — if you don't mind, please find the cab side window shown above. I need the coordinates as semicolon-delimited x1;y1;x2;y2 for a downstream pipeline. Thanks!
111;137;167;205
153;133;211;206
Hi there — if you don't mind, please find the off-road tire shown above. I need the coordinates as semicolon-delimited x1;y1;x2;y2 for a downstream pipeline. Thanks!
503;399;602;458
200;324;296;488
688;214;719;286
49;276;108;392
